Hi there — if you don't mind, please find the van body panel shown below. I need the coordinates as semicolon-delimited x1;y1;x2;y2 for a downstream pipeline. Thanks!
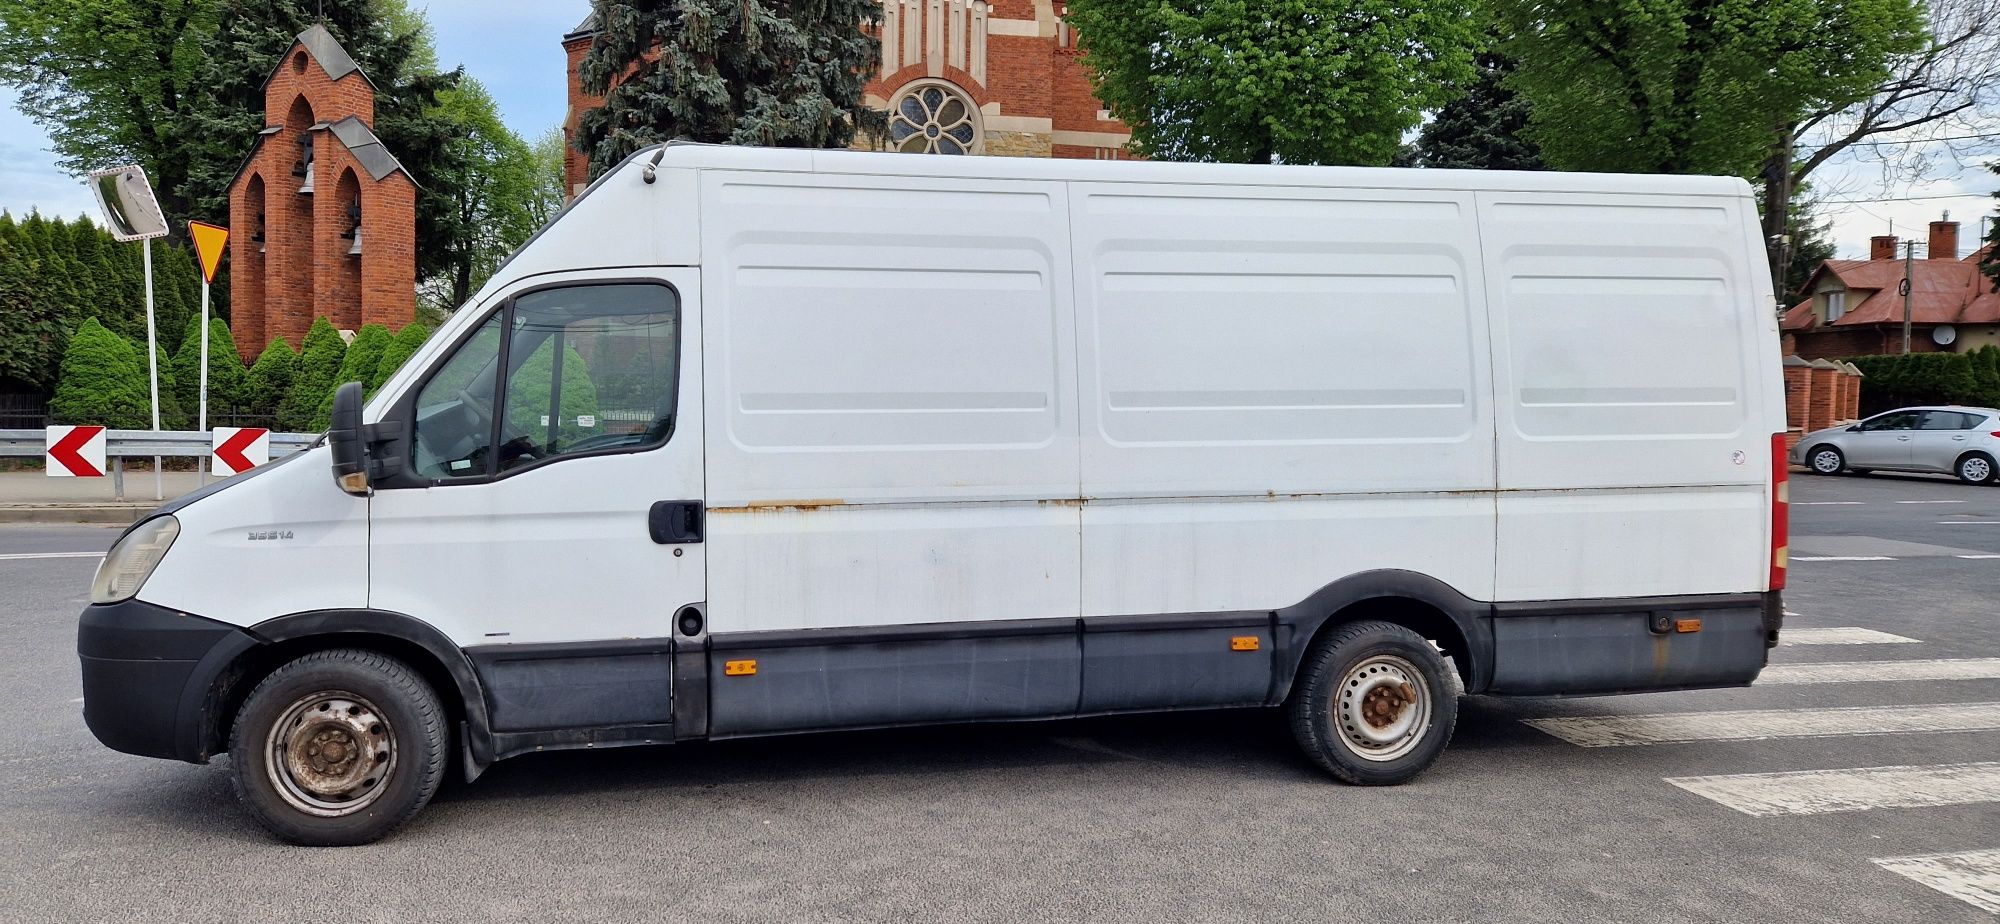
136;444;368;625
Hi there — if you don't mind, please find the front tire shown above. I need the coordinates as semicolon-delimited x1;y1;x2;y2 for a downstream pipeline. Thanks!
1959;453;1997;486
229;649;448;846
1808;445;1846;475
1287;620;1457;785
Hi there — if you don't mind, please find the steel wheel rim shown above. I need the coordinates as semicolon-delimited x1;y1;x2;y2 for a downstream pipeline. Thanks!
1813;450;1841;473
264;690;396;817
1964;457;1991;482
1333;654;1431;763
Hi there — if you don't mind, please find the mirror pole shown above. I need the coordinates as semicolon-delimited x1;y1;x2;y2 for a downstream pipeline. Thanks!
142;237;161;501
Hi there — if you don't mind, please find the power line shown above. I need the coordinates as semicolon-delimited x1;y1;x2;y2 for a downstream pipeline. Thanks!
1819;129;2000;149
1823;192;1994;204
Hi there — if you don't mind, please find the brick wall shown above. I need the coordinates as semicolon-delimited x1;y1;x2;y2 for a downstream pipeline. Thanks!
1782;358;1812;432
1806;363;1841;432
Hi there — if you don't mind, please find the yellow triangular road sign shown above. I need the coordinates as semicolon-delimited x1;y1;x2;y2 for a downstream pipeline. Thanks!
189;221;229;284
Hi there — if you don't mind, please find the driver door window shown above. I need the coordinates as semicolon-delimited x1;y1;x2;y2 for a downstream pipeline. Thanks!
413;283;680;481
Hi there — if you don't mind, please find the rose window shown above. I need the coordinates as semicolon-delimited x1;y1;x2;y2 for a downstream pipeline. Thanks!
890;84;979;155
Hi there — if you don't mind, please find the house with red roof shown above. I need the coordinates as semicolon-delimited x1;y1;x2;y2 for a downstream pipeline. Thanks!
1783;217;2000;359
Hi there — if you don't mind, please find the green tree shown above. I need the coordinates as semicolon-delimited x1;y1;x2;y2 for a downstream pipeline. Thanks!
1984;162;1999;292
170;318;246;424
505;340;601;448
1493;0;1924;178
0;236;65;391
423;80;550;313
242;339;300;420
1781;188;1840;299
280;317;348;431
1407;48;1542;171
1065;0;1479;165
373;323;432;388
49;318;152;428
314;323;394;424
576;0;887;179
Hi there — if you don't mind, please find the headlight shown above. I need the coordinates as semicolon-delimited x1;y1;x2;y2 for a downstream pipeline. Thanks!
90;516;179;604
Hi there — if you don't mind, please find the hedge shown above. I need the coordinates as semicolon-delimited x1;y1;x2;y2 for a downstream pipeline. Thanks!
1850;346;2000;416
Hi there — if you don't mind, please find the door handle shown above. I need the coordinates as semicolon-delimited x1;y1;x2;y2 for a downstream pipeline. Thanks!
1953;435;1968;441
649;500;704;544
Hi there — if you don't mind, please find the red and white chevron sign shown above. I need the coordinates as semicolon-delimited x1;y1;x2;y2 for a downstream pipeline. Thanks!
212;427;270;476
45;426;107;477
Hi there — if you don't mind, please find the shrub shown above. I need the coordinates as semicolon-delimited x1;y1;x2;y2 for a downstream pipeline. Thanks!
48;318;151;428
372;323;432;390
170;318;245;424
279;317;348;432
242;339;299;420
314;323;394;426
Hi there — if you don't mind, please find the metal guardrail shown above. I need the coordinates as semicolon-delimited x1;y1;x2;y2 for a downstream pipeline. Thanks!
0;429;320;458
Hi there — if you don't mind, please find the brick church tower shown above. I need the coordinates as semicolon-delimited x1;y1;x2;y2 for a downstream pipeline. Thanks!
226;25;418;361
561;1;1133;197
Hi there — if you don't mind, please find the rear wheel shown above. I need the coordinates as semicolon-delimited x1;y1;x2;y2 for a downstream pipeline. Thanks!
228;649;448;846
1808;445;1845;475
1287;620;1457;785
1959;453;1996;486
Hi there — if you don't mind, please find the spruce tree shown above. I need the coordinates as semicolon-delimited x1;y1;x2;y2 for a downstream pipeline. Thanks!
1408;49;1543;171
281;317;348;431
49;318;152;428
0;236;63;391
576;0;886;179
243;339;300;422
373;323;432;390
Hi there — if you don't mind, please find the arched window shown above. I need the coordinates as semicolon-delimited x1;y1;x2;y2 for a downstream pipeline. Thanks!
889;81;980;155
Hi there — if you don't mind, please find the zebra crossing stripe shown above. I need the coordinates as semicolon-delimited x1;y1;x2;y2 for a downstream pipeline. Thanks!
1523;702;2000;748
1664;761;2000;816
1758;658;2000;685
1778;627;1919;646
1871;849;2000;915
1792;555;1897;562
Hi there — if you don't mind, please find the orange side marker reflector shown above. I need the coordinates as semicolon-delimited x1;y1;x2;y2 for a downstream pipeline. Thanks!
724;659;758;676
1674;618;1703;634
1230;636;1261;651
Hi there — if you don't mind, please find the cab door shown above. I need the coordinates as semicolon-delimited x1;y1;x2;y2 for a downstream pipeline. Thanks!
367;271;703;737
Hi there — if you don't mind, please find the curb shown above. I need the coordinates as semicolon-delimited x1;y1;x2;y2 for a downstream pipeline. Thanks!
0;506;152;525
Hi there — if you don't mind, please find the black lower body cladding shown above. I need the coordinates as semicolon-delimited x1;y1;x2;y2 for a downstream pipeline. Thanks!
77;600;254;761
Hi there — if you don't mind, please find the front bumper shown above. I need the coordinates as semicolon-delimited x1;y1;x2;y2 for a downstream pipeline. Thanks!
77;600;254;763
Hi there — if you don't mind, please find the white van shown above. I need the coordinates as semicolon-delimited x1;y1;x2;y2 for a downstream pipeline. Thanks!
79;144;1789;845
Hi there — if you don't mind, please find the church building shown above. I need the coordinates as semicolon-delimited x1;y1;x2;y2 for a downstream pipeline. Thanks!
226;25;419;360
562;1;1133;196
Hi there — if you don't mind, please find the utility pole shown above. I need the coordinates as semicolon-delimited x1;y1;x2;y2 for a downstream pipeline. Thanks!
1901;241;1915;354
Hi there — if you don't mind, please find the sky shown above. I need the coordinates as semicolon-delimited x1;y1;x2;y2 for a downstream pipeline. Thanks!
2;1;1996;264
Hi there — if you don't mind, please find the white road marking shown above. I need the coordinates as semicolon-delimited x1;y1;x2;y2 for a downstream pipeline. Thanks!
1778;627;1920;646
1523;702;2000;748
0;551;101;561
1794;501;1865;506
1792;555;1897;562
1872;849;2000;915
1896;500;1967;504
1758;658;2000;685
1666;762;2000;817
1957;554;2000;560
1938;521;2000;525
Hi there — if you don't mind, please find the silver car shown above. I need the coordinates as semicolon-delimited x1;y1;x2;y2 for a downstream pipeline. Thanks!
1793;406;2000;485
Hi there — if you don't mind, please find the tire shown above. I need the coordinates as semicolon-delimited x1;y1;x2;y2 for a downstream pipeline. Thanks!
1958;452;1997;486
1287;620;1458;785
1807;445;1845;476
228;649;449;846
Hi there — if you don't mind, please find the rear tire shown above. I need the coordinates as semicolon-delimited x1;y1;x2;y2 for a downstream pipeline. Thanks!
1287;620;1457;785
228;649;448;846
1808;445;1845;475
1959;452;1996;486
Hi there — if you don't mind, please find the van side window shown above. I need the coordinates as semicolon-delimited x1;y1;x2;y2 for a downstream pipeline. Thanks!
411;283;680;480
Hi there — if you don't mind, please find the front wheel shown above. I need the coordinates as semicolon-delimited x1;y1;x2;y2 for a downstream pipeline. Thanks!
1808;445;1846;475
1287;620;1457;785
1959;453;1997;486
228;649;449;846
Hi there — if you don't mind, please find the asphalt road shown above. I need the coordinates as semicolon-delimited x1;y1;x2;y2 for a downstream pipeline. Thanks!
1;474;1996;923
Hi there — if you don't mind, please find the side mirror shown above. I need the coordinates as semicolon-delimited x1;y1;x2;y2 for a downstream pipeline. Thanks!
328;381;370;495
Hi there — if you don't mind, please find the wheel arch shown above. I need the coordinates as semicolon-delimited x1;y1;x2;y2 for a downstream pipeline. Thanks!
1270;570;1493;703
1956;448;1995;478
180;609;494;772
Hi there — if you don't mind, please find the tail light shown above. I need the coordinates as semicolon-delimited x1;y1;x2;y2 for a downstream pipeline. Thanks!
1769;432;1789;591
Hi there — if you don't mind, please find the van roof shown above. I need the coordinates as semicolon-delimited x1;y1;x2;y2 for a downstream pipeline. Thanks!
645;142;1755;199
